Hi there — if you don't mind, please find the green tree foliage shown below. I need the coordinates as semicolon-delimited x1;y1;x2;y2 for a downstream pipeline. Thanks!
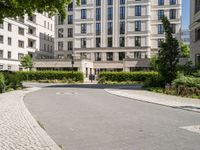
157;16;180;85
0;0;80;22
179;41;190;58
150;55;159;71
20;55;33;71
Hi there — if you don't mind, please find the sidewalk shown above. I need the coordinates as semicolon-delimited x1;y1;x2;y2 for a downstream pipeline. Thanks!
0;88;60;150
105;88;200;113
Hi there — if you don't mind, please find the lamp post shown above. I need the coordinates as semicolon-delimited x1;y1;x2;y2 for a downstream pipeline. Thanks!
71;54;74;73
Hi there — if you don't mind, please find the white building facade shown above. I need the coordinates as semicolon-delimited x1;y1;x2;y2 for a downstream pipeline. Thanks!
190;0;200;69
0;13;55;71
53;0;181;73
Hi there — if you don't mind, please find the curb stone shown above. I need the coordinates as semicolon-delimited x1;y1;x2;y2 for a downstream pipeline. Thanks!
0;88;61;150
105;89;200;113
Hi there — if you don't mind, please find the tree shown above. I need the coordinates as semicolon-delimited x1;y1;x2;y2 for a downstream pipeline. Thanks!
157;16;180;85
150;55;159;71
20;55;33;71
180;41;190;58
0;0;80;22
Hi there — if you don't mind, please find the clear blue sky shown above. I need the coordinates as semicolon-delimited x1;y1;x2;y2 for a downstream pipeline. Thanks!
182;0;190;29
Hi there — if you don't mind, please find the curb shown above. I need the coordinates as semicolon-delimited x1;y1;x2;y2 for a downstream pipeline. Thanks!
105;89;200;113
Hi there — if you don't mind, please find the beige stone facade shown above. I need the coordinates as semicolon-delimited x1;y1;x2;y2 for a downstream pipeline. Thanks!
190;0;200;68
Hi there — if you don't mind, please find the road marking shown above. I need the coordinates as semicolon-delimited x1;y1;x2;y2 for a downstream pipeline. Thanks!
56;92;78;95
180;125;200;135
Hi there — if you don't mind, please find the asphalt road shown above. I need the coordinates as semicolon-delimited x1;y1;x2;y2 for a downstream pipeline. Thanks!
24;84;200;150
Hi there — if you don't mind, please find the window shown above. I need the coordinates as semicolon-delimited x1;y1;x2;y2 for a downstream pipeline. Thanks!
96;8;101;21
58;16;64;25
0;35;3;44
68;3;73;11
107;52;113;61
18;53;24;60
120;21;125;34
58;42;63;51
135;6;141;16
158;39;164;47
68;41;73;51
18;40;24;48
81;9;87;19
18;27;24;35
81;38;87;48
96;0;101;6
68;15;73;24
170;24;176;34
8;23;12;31
158;24;164;34
195;28;200;41
58;28;64;38
135;21;141;31
135;36;141;47
96;23;101;35
158;10;164;20
108;37;113;47
8;37;12;45
108;7;113;20
108;0;113;5
0;50;3;58
134;52;141;59
0;23;3;29
120;37;125;47
95;52;102;61
120;6;125;19
81;24;87;34
119;52;125;61
108;22;113;35
96;38;101;47
68;28;73;37
158;0;164;5
195;0;200;13
170;0;176;5
170;9;176;19
81;0;87;5
8;51;11;59
120;0;125;5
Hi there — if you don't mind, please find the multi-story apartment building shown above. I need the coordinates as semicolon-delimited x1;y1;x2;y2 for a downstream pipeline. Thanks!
52;0;181;74
190;0;200;68
0;13;54;71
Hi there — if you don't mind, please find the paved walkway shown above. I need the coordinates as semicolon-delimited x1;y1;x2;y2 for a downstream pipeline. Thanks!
105;89;200;113
0;88;60;150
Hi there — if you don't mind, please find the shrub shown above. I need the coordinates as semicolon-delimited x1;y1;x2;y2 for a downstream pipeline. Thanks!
99;72;158;82
0;73;5;93
16;71;84;82
143;75;165;88
173;75;200;89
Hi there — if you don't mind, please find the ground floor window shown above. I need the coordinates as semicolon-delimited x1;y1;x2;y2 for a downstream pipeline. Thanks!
195;54;200;69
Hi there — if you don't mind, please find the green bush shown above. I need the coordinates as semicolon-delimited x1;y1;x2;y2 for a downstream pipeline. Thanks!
16;71;84;82
143;75;165;88
0;73;5;93
5;73;23;90
99;72;158;82
173;75;200;89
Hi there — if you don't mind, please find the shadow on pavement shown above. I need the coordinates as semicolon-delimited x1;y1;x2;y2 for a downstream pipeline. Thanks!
23;82;142;90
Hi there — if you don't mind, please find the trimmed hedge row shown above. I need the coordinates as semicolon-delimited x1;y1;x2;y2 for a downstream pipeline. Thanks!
99;72;158;82
16;71;84;82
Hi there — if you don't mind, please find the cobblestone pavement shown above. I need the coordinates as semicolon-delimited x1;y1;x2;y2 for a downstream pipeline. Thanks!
0;88;60;150
105;89;200;113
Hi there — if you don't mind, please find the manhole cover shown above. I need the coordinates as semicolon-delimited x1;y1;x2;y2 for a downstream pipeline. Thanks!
56;92;78;95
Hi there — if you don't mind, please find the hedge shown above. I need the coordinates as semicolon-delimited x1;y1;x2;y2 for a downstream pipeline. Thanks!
0;73;5;93
16;71;84;82
99;72;158;82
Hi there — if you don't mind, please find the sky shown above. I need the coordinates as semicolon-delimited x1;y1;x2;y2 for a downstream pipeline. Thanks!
182;0;190;29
